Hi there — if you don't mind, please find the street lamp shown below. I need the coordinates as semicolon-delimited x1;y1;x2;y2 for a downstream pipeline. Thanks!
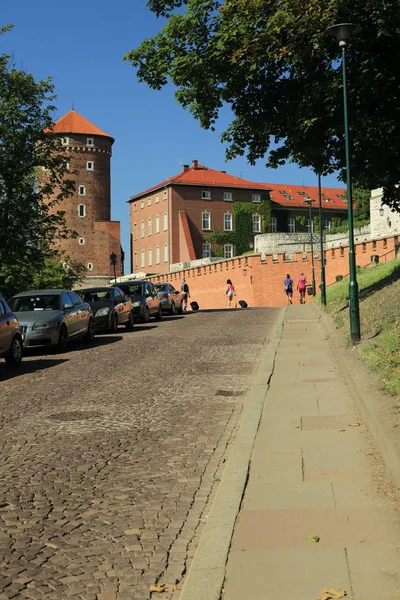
326;22;361;343
318;174;327;305
110;252;118;284
304;197;316;296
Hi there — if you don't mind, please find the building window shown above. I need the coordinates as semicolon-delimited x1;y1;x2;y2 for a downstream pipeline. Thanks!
65;161;70;170
87;263;93;271
140;200;144;209
78;204;86;218
148;248;152;266
141;250;145;268
78;185;85;196
202;212;211;230
224;213;233;231
87;138;94;146
134;252;138;269
155;195;159;203
202;243;212;258
86;161;94;171
202;190;211;199
223;192;233;201
156;246;160;264
155;215;160;233
140;221;145;238
288;218;296;233
163;190;168;200
252;194;261;203
133;203;137;211
61;137;69;146
164;244;169;263
323;220;331;230
133;223;137;239
148;218;152;236
306;218;313;233
79;237;85;245
252;214;261;233
163;212;168;231
224;244;233;259
148;197;152;206
271;217;277;233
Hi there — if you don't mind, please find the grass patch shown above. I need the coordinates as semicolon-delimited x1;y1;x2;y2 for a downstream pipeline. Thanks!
321;258;400;396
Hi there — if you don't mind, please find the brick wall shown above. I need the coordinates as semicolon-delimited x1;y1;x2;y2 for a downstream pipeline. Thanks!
130;190;169;274
148;234;398;309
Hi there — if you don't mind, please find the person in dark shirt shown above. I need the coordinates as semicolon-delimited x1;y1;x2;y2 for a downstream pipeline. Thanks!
283;274;294;305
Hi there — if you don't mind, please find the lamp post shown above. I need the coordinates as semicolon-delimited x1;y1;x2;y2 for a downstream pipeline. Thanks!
326;22;361;343
318;174;327;305
304;198;316;296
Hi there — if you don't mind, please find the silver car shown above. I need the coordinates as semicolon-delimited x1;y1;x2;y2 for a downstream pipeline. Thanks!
8;290;95;352
153;283;184;315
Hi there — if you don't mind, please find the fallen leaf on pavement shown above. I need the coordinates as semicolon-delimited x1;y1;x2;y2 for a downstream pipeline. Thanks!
338;429;346;432
316;588;347;600
149;584;167;593
348;423;360;427
307;535;320;543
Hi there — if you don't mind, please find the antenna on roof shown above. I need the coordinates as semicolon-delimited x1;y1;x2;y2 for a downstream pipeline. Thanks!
72;97;75;110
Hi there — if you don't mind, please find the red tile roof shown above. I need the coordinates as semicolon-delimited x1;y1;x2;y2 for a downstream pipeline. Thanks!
128;162;347;210
47;110;113;140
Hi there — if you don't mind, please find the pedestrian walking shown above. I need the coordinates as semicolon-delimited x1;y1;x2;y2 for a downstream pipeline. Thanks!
226;279;236;308
283;274;294;305
181;278;190;312
297;273;307;304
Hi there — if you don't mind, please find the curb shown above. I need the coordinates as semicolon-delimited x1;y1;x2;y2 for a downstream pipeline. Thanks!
178;307;286;600
314;303;400;489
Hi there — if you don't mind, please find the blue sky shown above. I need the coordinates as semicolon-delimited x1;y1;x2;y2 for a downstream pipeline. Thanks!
3;1;342;270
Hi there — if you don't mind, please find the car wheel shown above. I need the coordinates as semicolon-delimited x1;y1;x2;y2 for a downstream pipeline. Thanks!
154;305;163;321
5;335;23;368
57;325;68;353
125;311;134;330
110;313;118;333
84;318;95;343
143;306;150;323
169;302;176;316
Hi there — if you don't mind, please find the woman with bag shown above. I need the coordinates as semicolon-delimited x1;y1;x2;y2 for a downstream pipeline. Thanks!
226;279;236;308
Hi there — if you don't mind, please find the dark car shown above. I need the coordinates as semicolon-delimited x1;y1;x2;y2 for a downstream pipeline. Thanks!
113;280;162;323
153;283;184;315
0;295;23;367
8;290;95;352
76;287;134;332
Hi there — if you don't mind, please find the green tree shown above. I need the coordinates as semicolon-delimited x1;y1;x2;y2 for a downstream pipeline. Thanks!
0;27;76;297
353;188;370;223
125;0;400;211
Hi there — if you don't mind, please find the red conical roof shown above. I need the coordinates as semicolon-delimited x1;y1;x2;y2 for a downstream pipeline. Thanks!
49;110;113;141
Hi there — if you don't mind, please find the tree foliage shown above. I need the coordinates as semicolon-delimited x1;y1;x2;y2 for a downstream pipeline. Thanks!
0;28;78;297
125;0;400;210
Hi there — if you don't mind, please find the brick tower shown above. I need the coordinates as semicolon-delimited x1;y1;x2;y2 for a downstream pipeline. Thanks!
49;109;121;280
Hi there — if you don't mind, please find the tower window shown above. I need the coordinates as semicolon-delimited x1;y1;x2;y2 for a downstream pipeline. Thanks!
86;138;94;146
86;161;94;171
61;137;69;146
78;204;86;218
202;190;211;199
78;185;85;196
87;263;93;271
79;237;85;245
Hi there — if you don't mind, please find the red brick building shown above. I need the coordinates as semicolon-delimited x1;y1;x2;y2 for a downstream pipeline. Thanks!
47;110;121;278
128;160;347;274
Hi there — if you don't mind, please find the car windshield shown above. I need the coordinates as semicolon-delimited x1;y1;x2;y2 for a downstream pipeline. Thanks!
120;284;143;295
9;294;60;312
153;284;166;292
79;290;112;302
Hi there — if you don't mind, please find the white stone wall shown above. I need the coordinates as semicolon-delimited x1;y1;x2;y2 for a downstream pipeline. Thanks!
370;188;400;239
170;257;224;272
324;225;371;250
254;233;318;259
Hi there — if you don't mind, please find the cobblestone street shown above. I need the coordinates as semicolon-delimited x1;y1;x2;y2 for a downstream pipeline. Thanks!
0;308;278;600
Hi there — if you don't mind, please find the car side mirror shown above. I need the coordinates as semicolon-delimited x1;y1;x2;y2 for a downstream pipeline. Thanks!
63;303;73;310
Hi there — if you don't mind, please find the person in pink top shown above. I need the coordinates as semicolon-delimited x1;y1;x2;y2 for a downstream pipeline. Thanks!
226;279;236;308
297;273;307;304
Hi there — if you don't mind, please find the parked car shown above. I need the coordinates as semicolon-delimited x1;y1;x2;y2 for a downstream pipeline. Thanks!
8;290;95;352
113;280;162;323
153;283;184;315
0;295;23;367
76;287;134;332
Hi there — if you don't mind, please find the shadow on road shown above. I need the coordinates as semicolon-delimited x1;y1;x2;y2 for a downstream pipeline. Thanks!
0;358;69;381
132;325;158;333
159;316;185;322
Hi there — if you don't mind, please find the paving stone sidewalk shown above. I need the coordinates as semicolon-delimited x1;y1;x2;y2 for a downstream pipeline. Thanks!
223;304;400;600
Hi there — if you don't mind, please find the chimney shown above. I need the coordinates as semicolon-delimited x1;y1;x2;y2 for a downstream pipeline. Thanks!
192;159;198;170
221;170;226;173
182;164;189;172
